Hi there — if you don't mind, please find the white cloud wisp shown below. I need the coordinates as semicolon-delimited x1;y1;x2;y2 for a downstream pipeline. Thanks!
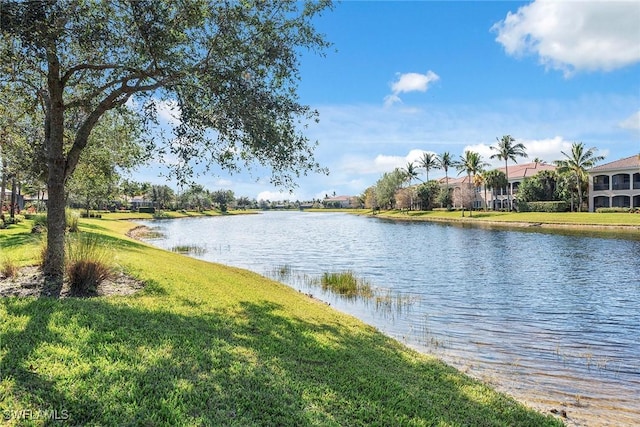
384;71;440;107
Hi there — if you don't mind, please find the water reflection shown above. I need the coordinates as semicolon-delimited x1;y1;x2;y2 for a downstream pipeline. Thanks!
138;211;640;426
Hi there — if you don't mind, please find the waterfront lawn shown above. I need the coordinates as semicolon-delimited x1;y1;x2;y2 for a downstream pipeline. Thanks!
1;218;562;426
377;209;640;227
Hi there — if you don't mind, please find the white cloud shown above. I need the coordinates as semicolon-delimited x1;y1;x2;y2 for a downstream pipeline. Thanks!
619;111;640;131
337;149;434;176
384;71;440;107
492;0;640;75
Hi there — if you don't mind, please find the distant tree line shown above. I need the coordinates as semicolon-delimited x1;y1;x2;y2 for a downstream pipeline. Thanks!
360;137;604;213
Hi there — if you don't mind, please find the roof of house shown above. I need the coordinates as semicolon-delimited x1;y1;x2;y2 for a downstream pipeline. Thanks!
436;162;555;186
324;195;351;202
437;175;471;186
496;162;556;180
588;155;640;173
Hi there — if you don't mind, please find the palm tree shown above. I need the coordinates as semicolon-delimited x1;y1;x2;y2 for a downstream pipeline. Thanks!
554;142;604;212
490;135;528;210
403;161;420;186
455;151;488;216
438;152;453;189
418;152;440;182
402;162;420;210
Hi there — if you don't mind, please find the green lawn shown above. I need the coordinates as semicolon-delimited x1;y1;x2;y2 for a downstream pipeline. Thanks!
0;217;562;426
374;209;640;228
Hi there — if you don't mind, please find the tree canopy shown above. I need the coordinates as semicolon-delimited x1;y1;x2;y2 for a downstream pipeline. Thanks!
1;0;332;283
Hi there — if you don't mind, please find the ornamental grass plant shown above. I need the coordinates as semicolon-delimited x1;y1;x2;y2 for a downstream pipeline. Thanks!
65;233;113;296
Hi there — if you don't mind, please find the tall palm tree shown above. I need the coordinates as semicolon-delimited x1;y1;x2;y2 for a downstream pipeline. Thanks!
438;152;453;189
402;161;420;210
490;135;528;210
554;142;604;212
418;152;440;182
456;151;488;216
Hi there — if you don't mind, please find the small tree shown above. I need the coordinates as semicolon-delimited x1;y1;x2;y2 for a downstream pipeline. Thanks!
415;180;441;210
212;190;235;212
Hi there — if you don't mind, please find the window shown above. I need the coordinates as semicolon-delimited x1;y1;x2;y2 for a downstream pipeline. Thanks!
634;195;640;209
612;174;630;190
633;173;640;190
593;175;609;191
593;196;609;209
612;195;630;208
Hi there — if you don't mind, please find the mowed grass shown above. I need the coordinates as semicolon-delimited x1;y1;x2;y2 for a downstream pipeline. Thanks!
0;218;562;426
376;209;640;227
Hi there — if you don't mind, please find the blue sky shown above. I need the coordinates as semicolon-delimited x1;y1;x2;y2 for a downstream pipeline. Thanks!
132;0;640;202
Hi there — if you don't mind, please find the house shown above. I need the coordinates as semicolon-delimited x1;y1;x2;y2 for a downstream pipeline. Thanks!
441;162;557;210
587;155;640;212
322;195;353;208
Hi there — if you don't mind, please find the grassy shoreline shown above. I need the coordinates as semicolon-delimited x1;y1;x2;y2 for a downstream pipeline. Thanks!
357;209;640;235
0;217;563;426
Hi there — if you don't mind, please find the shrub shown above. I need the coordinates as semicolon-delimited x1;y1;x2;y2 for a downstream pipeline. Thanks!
518;201;568;212
65;234;113;296
139;207;156;214
595;207;632;213
80;212;102;218
1;256;19;280
2;214;25;225
30;214;48;233
153;210;171;219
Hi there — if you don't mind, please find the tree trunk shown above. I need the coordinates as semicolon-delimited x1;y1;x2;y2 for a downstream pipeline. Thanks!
0;159;6;215
10;176;17;219
43;50;67;286
576;173;583;212
505;160;510;211
45;166;66;285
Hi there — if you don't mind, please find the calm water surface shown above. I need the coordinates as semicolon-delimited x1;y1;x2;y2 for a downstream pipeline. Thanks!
138;211;640;426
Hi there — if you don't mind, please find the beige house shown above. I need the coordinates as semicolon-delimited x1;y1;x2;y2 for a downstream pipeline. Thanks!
588;155;640;212
323;195;353;208
442;161;556;210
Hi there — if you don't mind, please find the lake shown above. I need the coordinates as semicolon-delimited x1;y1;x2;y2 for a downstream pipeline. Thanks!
137;211;640;426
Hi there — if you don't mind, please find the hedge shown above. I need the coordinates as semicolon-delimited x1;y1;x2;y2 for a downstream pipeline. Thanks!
518;201;568;212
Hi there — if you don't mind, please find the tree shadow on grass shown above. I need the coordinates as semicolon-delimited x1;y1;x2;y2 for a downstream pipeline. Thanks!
0;233;42;251
0;297;562;426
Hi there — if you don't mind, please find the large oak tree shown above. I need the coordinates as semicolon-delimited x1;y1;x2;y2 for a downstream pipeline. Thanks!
0;0;332;284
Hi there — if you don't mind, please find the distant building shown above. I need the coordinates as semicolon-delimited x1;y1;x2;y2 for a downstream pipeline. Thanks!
323;195;353;208
587;155;640;212
440;161;556;210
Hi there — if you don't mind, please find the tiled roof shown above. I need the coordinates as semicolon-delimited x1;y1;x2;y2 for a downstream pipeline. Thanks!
588;155;640;173
496;162;556;180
